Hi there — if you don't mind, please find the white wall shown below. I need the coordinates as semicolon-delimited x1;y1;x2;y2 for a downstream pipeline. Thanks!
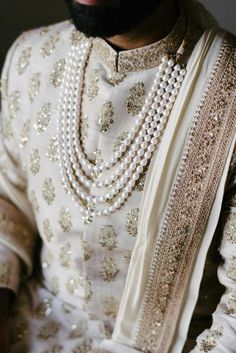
199;0;236;35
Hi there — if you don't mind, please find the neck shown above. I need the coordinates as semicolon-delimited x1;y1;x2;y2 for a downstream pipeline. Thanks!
105;0;179;51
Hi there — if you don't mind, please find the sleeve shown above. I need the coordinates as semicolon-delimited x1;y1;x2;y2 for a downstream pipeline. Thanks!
0;35;37;294
189;146;236;353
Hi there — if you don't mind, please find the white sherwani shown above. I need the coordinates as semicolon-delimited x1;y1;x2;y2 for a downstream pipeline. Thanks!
0;3;236;353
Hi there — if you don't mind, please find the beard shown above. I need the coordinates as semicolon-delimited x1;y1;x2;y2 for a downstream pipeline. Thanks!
64;0;162;38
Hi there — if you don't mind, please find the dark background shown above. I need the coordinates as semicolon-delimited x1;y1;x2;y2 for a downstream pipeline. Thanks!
0;0;236;72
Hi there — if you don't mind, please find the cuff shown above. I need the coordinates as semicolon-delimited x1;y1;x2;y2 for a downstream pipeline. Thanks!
0;243;21;293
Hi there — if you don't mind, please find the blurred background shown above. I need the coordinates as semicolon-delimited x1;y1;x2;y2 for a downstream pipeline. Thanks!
0;0;236;71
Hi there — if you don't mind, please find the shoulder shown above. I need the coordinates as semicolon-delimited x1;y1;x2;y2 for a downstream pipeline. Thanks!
1;20;84;81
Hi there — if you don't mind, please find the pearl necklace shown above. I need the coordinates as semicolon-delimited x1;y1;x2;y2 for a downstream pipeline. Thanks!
57;39;186;224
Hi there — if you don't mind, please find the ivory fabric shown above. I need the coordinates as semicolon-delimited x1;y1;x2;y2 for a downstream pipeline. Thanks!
0;6;236;353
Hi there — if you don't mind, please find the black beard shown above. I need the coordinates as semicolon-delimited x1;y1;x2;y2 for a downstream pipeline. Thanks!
64;0;162;38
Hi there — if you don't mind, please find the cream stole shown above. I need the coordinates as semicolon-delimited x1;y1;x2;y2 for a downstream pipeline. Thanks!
110;29;236;353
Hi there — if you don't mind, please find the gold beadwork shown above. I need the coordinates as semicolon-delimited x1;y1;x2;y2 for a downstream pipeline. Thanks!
0;261;11;285
69;320;88;338
34;103;52;133
87;69;99;100
59;242;72;268
99;256;119;281
20;119;30;147
224;212;236;244
9;90;20;119
198;326;224;352
37;321;60;340
30;149;40;175
28;73;41;103
99;224;118;250
40;33;59;58
50;59;66;88
34;298;52;319
58;206;72;232
97;101;114;133
43;219;54;242
103;296;119;318
47;136;59;162
17;47;32;75
126;208;139;237
42;177;56;205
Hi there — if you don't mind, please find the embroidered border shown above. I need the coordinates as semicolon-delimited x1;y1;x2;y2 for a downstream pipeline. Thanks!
134;33;236;352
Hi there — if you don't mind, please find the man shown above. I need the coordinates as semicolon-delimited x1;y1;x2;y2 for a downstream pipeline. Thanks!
0;0;235;352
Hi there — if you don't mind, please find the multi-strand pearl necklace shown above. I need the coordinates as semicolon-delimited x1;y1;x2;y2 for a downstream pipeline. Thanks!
57;39;186;224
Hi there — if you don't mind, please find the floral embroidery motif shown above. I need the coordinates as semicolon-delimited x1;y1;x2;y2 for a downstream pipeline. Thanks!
97;101;114;133
66;275;82;295
113;131;129;158
34;103;52;133
103;296;119;318
10;323;28;344
71;339;92;353
40;32;59;58
87;69;99;100
80;114;89;143
0;261;11;285
99;256;119;281
43;219;54;242
28;73;41;103
46;136;59;162
29;190;39;212
17;47;32;75
34;298;52;319
30;149;40;175
37;321;61;340
69;320;88;338
51;276;59;295
83;276;93;303
226;257;236;281
126;208;139;236
108;72;126;86
227;291;236;314
88;148;103;166
20;119;30;147
58;206;72;232
126;82;146;116
59;242;72;268
82;240;93;261
99;225;118;250
9;90;20;119
42;177;56;205
198;326;224;352
50;59;66;88
42;345;63;353
123;250;132;263
224;212;236;244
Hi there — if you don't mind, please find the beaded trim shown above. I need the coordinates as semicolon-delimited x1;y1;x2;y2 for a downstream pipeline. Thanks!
134;33;236;353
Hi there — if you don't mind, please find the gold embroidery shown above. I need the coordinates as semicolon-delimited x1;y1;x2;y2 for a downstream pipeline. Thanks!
83;276;93;303
126;82;146;116
70;29;84;46
198;326;224;352
99;224;118;250
87;69;99;100
9;90;20;119
28;73;41;103
135;35;236;352
42;345;63;353
59;242;72;268
126;208;139;237
82;240;93;261
103;296;119;318
99;256;119;281
34;103;52;133
43;219;54;242
51;276;59;295
88;148;103;166
37;321;60;340
0;261;11;285
97;101;114;133
40;33;59;58
62;302;76;314
69;320;88;338
0;74;7;99
50;59;66;88
80;114;89;143
47;136;59;162
20;119;30;147
39;26;50;36
42;177;56;205
71;339;92;353
108;72;126;86
34;298;52;319
98;322;112;339
17;47;32;75
226;257;236;281
66;275;82;295
113;131;129;159
123;250;132;263
224;212;236;244
135;168;148;191
227;291;236;314
10;323;28;344
58;206;72;232
30;149;40;175
3;119;13;140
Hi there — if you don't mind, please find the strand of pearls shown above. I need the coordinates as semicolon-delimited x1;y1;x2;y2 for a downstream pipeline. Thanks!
57;40;186;223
